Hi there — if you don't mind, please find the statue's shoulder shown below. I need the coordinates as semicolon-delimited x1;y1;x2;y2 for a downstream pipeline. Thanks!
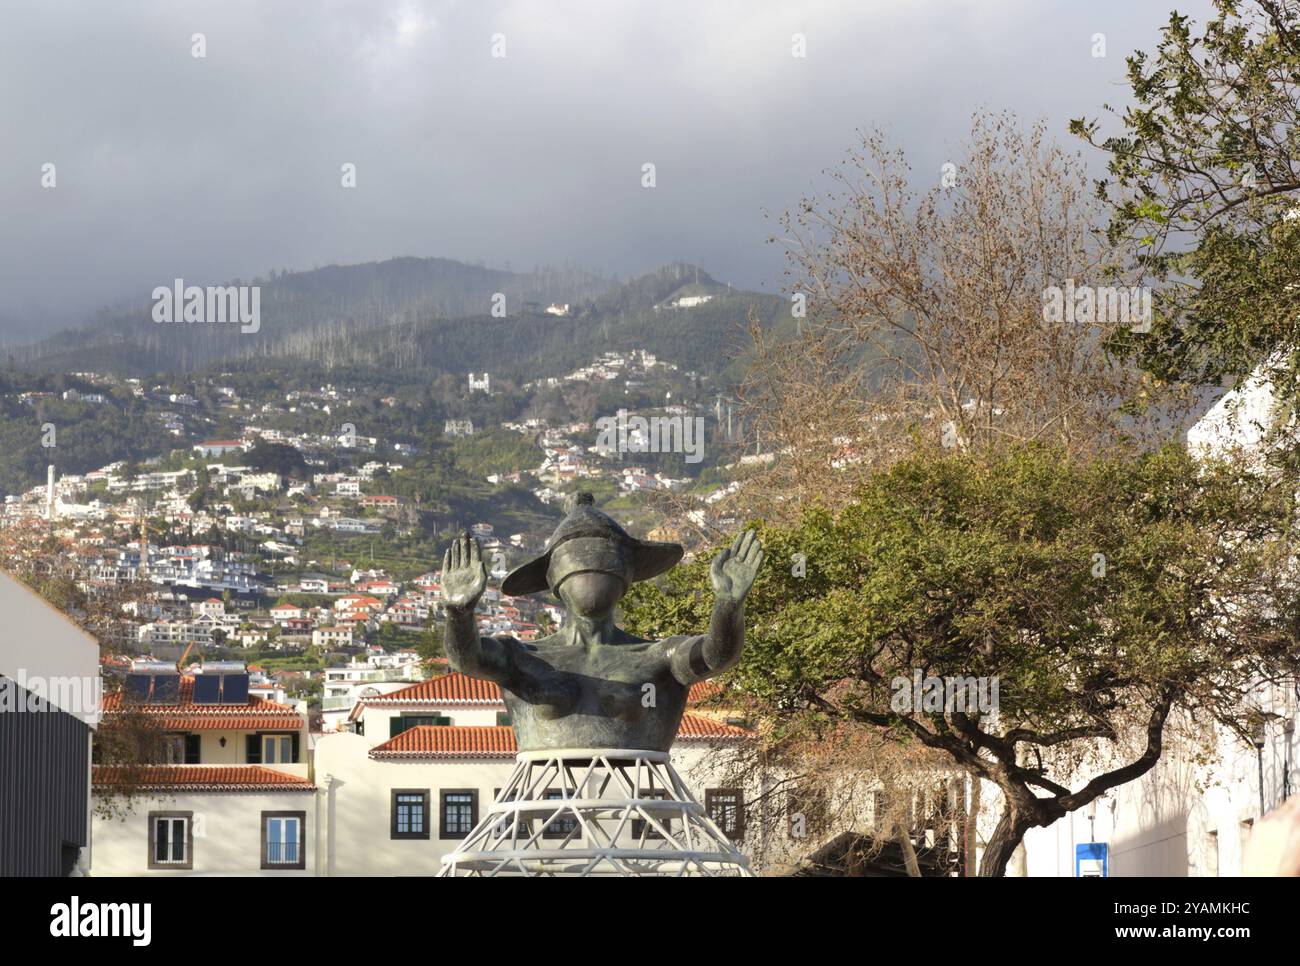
613;628;656;646
519;631;565;652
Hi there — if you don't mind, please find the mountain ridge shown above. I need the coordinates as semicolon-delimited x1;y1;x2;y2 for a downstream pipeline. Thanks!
7;258;786;383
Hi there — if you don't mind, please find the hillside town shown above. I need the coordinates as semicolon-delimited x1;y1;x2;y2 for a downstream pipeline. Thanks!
0;346;753;712
12;3;1300;943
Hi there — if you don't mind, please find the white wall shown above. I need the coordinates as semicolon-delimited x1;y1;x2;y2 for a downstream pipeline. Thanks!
92;789;316;875
312;734;757;875
0;569;101;725
1013;709;1298;876
186;731;309;778
314;732;510;875
359;703;503;737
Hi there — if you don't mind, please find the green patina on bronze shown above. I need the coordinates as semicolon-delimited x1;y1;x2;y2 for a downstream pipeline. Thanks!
440;492;763;752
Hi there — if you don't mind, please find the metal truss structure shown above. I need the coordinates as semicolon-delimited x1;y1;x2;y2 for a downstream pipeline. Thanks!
438;748;752;877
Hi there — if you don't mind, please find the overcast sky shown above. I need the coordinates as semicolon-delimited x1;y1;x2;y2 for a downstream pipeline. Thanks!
0;0;1216;344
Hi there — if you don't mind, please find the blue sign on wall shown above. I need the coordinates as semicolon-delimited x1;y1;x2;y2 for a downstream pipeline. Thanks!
1076;842;1108;877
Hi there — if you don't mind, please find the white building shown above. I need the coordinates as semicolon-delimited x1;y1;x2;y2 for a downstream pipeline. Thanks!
313;626;354;649
671;294;713;308
313;673;753;874
91;665;314;875
1018;366;1300;876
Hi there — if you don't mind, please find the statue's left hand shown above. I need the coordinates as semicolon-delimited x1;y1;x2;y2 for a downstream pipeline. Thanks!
710;529;763;604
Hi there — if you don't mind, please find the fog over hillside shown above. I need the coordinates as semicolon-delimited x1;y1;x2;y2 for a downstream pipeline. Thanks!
0;0;1215;343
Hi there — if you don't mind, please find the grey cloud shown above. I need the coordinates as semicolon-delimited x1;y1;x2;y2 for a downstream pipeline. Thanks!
0;0;1214;343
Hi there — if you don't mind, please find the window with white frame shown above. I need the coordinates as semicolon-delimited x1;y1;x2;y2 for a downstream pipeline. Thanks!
392;790;429;839
148;812;192;869
261;812;305;869
262;734;293;763
440;790;478;839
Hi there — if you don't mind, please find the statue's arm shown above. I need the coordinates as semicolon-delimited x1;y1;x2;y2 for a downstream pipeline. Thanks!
667;596;745;685
440;531;518;686
443;602;518;684
667;529;763;686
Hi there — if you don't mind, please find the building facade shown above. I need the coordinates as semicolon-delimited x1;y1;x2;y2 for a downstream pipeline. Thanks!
91;664;314;875
0;569;100;876
313;672;754;874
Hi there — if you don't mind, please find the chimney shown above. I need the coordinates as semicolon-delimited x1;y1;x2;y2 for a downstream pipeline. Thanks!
46;464;55;520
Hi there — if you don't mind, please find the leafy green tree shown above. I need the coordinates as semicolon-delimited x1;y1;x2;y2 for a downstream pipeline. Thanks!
1074;0;1300;410
623;444;1300;875
245;439;308;480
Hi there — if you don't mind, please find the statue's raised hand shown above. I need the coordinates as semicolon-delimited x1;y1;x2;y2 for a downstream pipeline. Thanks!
710;529;763;604
442;532;488;611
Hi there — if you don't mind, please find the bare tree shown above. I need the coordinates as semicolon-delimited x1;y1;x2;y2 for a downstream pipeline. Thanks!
737;110;1185;522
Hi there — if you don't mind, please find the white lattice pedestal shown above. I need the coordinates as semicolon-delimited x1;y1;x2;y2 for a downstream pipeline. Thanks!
438;748;752;877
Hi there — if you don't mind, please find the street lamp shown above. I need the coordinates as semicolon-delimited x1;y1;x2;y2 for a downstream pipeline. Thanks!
1251;719;1268;816
1286;717;1295;800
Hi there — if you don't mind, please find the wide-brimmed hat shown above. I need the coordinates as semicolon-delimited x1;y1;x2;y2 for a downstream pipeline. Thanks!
500;492;683;596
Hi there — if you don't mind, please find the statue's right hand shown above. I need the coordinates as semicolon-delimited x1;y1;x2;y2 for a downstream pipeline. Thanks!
441;532;488;610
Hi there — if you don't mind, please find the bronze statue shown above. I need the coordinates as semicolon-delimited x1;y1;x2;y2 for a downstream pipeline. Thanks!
440;493;763;751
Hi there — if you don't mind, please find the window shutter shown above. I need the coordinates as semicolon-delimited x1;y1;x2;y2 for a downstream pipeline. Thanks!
291;732;300;763
246;734;261;763
185;734;201;764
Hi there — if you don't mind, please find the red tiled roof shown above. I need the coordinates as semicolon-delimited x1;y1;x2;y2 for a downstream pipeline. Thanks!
370;725;517;759
677;711;750;740
361;672;504;706
359;673;728;711
688;680;724;704
141;714;304;731
93;765;314;791
368;713;750;759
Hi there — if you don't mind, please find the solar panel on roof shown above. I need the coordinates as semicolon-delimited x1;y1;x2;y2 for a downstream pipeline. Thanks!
124;673;152;702
220;674;249;705
151;674;180;704
192;674;221;704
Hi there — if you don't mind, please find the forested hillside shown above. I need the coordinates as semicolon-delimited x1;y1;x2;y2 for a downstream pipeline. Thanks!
9;258;786;382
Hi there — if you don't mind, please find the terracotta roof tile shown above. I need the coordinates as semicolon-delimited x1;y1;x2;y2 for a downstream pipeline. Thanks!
688;680;724;704
92;765;314;791
677;711;751;740
370;725;517;758
142;714;305;731
368;713;750;760
360;672;504;706
359;673;728;711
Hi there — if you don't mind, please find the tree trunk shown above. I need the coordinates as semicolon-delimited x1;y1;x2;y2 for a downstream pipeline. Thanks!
978;810;1030;877
895;822;922;877
965;776;981;877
